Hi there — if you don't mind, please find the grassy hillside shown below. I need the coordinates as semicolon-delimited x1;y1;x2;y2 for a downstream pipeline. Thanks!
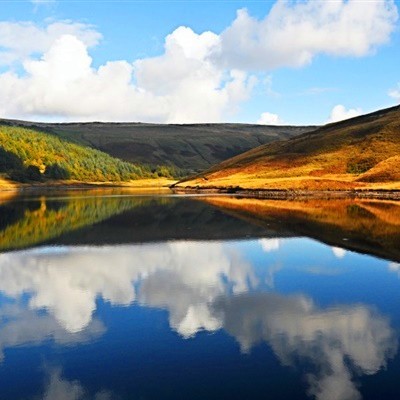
0;119;315;174
176;105;400;190
0;124;175;183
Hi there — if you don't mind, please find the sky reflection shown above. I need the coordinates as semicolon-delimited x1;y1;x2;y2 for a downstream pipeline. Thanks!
0;238;398;400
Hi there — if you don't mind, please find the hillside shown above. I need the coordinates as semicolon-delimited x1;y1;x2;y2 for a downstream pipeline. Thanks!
0;124;165;184
0;119;314;174
176;105;400;190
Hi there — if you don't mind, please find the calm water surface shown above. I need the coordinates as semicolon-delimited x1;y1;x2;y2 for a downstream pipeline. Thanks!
0;191;400;400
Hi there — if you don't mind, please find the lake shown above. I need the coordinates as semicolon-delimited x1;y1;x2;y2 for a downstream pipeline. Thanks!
0;190;400;400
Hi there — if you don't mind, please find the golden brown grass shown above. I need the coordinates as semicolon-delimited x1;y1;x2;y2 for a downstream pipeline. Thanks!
177;105;400;191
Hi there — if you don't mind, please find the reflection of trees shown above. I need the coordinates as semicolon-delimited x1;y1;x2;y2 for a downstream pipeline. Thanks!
202;197;400;262
0;196;153;251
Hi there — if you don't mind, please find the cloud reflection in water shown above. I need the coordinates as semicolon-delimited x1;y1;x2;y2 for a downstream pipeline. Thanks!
212;293;397;400
0;241;397;400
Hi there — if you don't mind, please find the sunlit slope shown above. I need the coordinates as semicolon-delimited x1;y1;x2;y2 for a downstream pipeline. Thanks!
0;124;157;183
202;196;400;262
177;105;400;190
0;119;315;174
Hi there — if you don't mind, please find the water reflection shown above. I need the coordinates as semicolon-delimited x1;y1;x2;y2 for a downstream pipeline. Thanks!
213;293;396;400
0;239;397;400
0;302;104;361
0;242;255;334
39;368;112;400
0;194;144;251
2;193;400;263
0;193;270;251
203;197;400;262
1;193;400;399
332;246;347;259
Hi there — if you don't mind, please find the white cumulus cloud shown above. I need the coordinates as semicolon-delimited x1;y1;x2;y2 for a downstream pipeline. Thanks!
0;30;256;123
327;104;363;123
0;21;101;66
257;112;284;125
388;83;400;102
216;0;398;70
0;0;398;122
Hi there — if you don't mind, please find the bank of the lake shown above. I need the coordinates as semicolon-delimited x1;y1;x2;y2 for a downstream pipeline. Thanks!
171;186;400;200
0;177;177;193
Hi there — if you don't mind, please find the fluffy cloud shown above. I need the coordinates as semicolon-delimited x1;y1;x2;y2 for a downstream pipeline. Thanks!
217;1;398;70
388;83;400;101
0;30;255;123
327;104;362;123
0;21;101;66
0;0;397;122
257;112;284;125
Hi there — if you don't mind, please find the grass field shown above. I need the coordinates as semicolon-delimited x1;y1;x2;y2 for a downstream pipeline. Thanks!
176;105;400;190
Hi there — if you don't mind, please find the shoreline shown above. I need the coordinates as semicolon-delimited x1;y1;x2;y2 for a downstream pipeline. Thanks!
171;186;400;200
2;179;400;200
0;178;177;193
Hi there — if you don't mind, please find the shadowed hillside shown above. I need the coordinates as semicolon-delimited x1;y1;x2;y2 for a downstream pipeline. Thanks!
176;105;400;190
0;119;315;174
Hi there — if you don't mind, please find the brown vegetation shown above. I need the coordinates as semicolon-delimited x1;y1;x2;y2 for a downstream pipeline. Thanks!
177;105;400;191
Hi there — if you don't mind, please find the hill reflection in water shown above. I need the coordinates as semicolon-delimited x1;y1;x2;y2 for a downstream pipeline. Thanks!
0;192;399;400
1;192;400;263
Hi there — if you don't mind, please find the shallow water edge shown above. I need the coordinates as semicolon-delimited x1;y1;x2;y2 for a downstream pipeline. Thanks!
172;187;400;200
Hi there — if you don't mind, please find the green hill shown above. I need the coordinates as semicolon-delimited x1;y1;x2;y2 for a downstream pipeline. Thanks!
0;124;172;183
0;119;315;174
176;105;400;190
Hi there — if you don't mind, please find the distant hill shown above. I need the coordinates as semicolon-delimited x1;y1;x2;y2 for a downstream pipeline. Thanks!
176;105;400;190
0;119;315;174
0;124;167;183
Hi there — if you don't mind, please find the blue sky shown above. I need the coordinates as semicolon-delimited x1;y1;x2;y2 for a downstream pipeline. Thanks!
0;0;399;124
